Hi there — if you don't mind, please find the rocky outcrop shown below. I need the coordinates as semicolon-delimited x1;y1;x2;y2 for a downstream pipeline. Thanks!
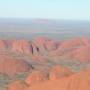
0;37;89;62
11;40;33;55
8;80;28;90
33;37;57;54
0;37;90;90
28;70;90;90
0;55;32;76
25;71;48;85
0;40;7;50
49;65;73;80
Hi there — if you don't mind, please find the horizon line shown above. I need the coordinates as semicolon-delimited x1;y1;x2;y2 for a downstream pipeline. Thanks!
0;17;90;21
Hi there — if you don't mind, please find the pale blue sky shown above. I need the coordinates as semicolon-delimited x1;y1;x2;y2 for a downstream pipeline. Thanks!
0;0;90;20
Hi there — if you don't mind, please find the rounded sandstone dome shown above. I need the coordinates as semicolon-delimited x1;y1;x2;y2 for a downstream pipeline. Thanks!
49;65;73;80
0;40;7;50
28;70;90;90
25;71;48;85
8;80;28;90
11;40;32;54
0;55;32;76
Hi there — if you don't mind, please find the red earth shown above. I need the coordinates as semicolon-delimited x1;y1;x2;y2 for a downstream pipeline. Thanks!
0;55;32;76
0;37;90;90
27;69;90;90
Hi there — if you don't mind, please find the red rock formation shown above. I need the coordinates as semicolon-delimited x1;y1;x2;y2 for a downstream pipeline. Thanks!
8;80;28;90
50;37;90;62
25;71;48;85
12;40;33;55
49;65;73;80
60;38;81;48
46;40;58;51
81;37;90;46
33;37;49;54
61;46;90;62
1;37;90;90
72;46;90;62
0;55;32;76
59;37;89;49
0;40;7;50
33;37;57;54
28;70;90;90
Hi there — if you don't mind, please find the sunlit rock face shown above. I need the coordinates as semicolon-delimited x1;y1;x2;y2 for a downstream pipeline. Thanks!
49;37;90;62
25;71;48;86
0;55;32;76
8;80;29;90
49;65;73;80
0;37;90;90
70;46;90;62
7;66;90;90
0;40;8;50
0;37;88;62
11;40;33;55
27;70;90;90
33;37;57;54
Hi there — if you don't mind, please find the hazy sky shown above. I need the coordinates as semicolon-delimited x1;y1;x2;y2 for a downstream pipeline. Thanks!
0;0;90;20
